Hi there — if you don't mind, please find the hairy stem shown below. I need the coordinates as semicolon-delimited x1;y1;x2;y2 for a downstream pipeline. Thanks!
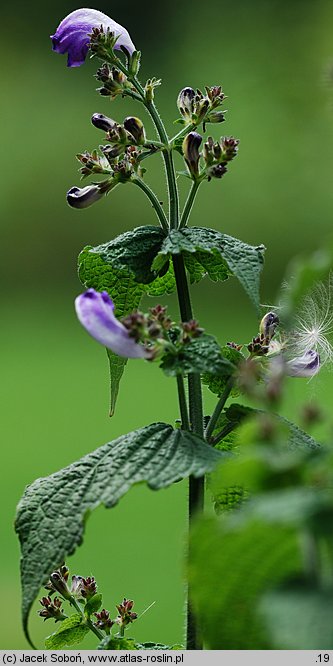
132;177;169;231
172;254;204;650
179;181;201;229
177;375;190;431
205;378;234;443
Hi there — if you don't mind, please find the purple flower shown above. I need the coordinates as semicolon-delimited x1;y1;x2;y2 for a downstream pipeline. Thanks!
286;350;320;378
67;185;105;209
51;8;135;68
75;289;149;358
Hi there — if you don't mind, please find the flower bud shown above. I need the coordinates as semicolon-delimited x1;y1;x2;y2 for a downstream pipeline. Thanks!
123;117;146;145
206;111;225;124
49;571;71;599
260;312;279;341
207;163;227;181
182;132;202;178
91;113;116;132
177;87;196;118
67;185;105;209
222;137;239;161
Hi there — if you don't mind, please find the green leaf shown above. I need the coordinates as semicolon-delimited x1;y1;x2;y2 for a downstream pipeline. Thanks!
189;515;301;649
161;334;235;377
16;423;224;644
78;247;145;416
154;227;265;308
261;584;333;649
84;593;102;617
45;614;89;650
91;226;166;284
78;247;176;416
98;636;137;650
184;250;231;283
202;345;245;398
225;403;320;450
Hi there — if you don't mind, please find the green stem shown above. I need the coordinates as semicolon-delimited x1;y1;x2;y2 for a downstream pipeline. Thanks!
177;375;190;431
132;177;169;231
70;597;104;641
171;122;198;147
205;378;234;443
172;254;204;650
179;181;201;229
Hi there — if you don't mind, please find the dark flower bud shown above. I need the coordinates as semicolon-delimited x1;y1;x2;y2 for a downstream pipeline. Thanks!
247;333;270;356
181;319;204;342
206;111;225;124
177;87;196;118
94;608;114;634
123;116;146;145
182;132;202;179
91;113;116;132
49;571;71;599
260;312;279;341
222;137;239;161
67;184;105;209
116;598;138;628
207;163;227;181
39;596;67;622
80;576;97;599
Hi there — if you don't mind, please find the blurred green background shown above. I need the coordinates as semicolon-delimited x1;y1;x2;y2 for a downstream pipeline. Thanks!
3;0;333;649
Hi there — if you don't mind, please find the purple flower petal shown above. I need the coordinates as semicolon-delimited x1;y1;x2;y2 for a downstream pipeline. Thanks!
286;350;320;378
75;289;148;358
51;8;135;68
67;185;104;209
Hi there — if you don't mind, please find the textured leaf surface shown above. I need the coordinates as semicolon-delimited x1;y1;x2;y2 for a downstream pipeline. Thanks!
189;515;301;649
155;227;265;308
45;614;89;649
160;334;235;377
184;250;231;283
91;226;166;284
16;423;224;643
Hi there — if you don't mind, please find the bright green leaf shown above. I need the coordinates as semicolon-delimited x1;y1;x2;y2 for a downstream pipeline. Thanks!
202;345;245;398
45;614;89;650
84;593;103;618
98;636;137;650
16;423;224;645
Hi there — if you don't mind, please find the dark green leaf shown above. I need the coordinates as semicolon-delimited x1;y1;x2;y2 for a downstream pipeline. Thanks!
160;334;235;376
45;614;89;650
84;593;102;617
91;226;166;284
189;515;301;649
16;423;224;644
144;262;176;296
155;227;265;308
184;250;231;283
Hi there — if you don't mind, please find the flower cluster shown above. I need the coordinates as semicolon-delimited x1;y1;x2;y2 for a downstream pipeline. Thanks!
182;131;239;181
177;85;226;129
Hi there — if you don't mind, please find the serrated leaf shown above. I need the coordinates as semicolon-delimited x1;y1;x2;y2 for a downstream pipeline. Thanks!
98;636;137;650
84;593;102;617
189;515;301;649
16;423;224;644
45;614;89;650
155;227;265;308
184;249;231;283
91;226;166;284
160;334;235;376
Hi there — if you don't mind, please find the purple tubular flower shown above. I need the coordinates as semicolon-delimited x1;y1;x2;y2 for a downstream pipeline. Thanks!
75;289;149;358
286;350;320;378
67;185;104;209
51;8;135;68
